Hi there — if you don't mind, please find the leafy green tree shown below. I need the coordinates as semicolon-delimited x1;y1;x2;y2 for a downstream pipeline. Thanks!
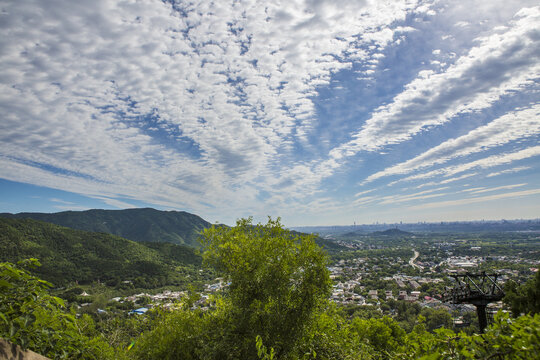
298;303;374;360
403;312;540;359
504;270;540;317
350;315;406;358
420;307;452;332
200;217;332;359
130;307;210;360
0;259;118;359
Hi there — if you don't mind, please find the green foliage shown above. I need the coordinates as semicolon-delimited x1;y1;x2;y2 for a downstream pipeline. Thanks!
504;270;540;317
0;207;212;246
133;218;332;359
0;259;118;359
351;315;406;357
200;217;332;358
256;335;275;360
401;311;540;359
128;218;540;360
303;309;540;360
0;218;202;286
298;303;374;360
130;307;211;360
420;308;453;332
94;314;153;350
5;218;537;359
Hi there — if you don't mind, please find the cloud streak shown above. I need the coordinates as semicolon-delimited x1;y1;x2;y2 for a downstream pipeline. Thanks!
365;104;540;183
397;146;540;185
329;6;539;158
409;188;540;210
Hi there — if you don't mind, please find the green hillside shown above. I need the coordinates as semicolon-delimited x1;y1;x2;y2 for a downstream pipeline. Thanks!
0;208;212;246
0;218;202;286
0;208;345;252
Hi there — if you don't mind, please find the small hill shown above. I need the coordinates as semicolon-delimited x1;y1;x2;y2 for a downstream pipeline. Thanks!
0;208;212;246
371;228;413;236
0;218;201;286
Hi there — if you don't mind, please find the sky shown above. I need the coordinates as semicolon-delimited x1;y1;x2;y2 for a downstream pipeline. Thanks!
0;0;539;226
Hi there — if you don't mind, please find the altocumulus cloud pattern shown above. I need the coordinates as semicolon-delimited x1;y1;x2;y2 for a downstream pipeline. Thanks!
0;0;539;225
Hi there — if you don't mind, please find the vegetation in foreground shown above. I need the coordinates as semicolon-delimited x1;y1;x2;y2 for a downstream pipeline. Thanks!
1;219;539;359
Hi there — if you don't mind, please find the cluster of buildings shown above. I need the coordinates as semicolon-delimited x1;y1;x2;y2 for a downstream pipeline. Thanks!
446;256;480;269
390;275;443;289
331;281;364;304
82;280;232;315
330;283;443;306
327;254;450;307
122;289;185;303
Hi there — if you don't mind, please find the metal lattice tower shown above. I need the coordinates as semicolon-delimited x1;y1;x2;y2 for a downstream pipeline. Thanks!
443;272;504;333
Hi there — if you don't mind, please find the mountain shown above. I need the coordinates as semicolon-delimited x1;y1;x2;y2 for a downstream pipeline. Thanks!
0;208;346;251
0;217;202;286
0;208;212;246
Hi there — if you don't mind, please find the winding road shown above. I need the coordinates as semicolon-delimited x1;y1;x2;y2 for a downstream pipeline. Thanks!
409;249;423;270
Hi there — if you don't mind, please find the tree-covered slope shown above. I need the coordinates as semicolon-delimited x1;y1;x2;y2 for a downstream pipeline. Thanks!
0;208;212;246
0;218;201;286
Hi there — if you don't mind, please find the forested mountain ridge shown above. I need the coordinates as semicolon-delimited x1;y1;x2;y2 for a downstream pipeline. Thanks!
0;208;346;251
0;207;212;246
0;218;202;286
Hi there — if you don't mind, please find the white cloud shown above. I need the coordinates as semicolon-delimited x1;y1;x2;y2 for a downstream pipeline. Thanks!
353;196;377;206
415;173;478;188
409;188;540;210
486;166;531;178
49;198;75;205
329;7;540;158
378;187;449;205
460;187;485;193
364;104;540;182
354;189;376;197
400;146;540;183
0;0;538;224
92;196;137;209
454;21;470;27
468;183;526;194
0;0;425;217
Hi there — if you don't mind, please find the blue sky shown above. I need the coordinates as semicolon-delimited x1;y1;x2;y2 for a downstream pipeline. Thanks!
0;0;539;226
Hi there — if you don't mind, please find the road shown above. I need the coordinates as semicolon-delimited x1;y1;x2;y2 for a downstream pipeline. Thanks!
409;249;423;270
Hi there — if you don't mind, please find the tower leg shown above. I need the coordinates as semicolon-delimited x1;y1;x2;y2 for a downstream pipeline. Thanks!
476;304;487;333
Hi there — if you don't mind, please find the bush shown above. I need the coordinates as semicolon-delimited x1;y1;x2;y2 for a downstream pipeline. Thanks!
0;259;119;359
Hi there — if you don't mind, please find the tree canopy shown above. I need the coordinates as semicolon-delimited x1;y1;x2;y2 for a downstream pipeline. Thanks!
200;217;332;358
504;270;540;317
